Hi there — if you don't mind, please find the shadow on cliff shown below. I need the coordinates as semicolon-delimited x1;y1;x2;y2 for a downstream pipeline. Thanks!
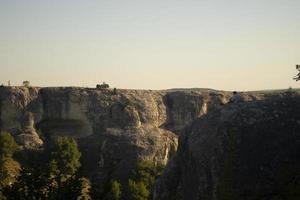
155;92;300;200
161;91;227;135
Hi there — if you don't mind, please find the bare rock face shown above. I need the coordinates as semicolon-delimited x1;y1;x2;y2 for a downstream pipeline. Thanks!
0;87;175;174
0;87;178;184
155;93;300;200
0;87;43;149
0;87;40;131
5;86;276;192
163;91;229;134
16;112;43;149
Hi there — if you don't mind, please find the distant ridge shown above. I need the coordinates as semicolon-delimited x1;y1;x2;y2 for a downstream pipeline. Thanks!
164;88;222;93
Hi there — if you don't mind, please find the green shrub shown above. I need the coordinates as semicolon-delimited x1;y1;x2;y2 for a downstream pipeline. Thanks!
127;160;165;199
0;132;19;157
96;82;110;89
22;81;30;87
48;136;81;178
128;179;149;200
106;180;122;200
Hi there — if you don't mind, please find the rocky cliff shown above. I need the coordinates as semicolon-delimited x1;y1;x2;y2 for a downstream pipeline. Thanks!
4;86;295;200
0;86;235;186
154;92;300;200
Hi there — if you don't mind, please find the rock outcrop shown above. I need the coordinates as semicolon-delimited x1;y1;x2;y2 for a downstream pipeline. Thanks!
4;85;292;198
155;92;300;200
0;86;234;185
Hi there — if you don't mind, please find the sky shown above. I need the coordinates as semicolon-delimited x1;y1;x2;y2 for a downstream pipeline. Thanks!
0;0;299;91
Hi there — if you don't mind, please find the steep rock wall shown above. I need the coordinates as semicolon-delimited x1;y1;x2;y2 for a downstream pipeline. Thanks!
0;87;235;185
155;93;300;200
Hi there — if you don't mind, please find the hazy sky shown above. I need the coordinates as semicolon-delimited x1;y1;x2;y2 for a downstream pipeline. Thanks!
0;0;299;91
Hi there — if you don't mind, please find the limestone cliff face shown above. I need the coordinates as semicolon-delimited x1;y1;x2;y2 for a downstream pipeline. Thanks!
4;86;291;198
155;93;300;200
3;86;297;200
163;91;229;134
0;87;43;149
0;86;233;184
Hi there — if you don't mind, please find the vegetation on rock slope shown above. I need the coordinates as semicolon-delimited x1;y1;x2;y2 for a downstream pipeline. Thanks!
0;133;164;200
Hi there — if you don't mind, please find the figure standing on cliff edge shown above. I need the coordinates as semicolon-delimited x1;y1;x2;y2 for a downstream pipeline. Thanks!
294;65;300;81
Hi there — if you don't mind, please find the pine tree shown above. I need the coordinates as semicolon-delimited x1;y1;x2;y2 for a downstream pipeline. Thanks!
46;136;82;199
0;132;19;157
0;132;20;200
106;180;122;200
54;176;92;200
129;160;165;198
128;179;149;200
46;136;81;183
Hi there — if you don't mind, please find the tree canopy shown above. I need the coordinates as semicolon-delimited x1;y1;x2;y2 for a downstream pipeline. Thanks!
0;133;165;200
96;82;110;89
22;81;30;87
0;132;19;157
105;180;122;200
127;161;165;200
48;136;81;178
128;179;149;200
0;132;20;199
